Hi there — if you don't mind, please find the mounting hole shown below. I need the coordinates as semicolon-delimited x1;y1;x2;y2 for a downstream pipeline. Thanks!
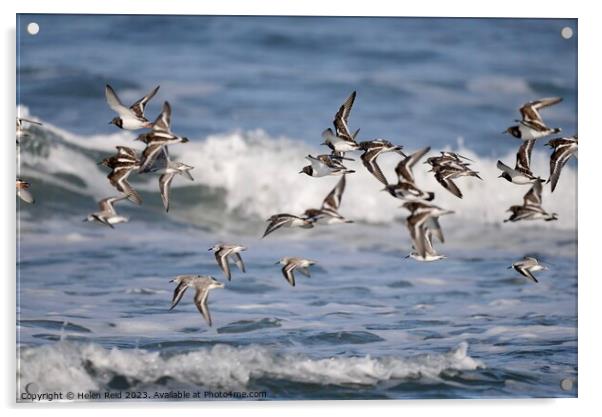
27;22;40;35
560;378;574;391
561;27;573;39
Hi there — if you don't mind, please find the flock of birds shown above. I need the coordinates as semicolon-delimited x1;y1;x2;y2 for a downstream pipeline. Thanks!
15;86;577;327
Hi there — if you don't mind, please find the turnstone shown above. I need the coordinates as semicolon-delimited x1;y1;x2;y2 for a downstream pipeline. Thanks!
504;179;558;222
504;97;563;140
321;91;360;155
300;154;355;177
359;139;405;185
106;84;160;130
383;147;434;201
497;139;539;184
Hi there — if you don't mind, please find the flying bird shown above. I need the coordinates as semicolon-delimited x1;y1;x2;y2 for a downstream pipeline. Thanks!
359;139;405;185
168;275;224;326
83;195;129;228
508;256;547;283
262;213;314;238
208;244;247;281
136;101;189;173
497;139;539;184
277;257;316;287
303;175;354;225
504;97;563;140
105;84;160;130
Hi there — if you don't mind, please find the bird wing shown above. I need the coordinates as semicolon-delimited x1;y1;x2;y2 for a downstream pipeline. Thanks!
361;148;388;185
152;101;172;133
282;263;297;287
108;167;142;205
548;145;575;192
425;216;444;243
322;175;346;212
515;266;538;283
98;195;128;214
434;172;463;199
193;287;213;326
159;173;176;212
296;266;311;277
396;147;431;183
130;85;160;119
519;97;562;124
17;189;35;204
233;252;246;273
515;139;535;175
115;146;140;161
523;180;543;207
169;278;190;310
140;143;166;173
105;85;132;117
262;215;292;238
214;248;231;280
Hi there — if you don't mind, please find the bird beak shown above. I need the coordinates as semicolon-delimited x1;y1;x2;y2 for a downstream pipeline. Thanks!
497;174;503;178
108;121;113;125
274;261;280;265
208;248;213;251
501;130;508;134
298;171;303;174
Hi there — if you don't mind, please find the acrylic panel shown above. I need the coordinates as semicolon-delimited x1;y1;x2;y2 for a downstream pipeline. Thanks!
16;14;577;401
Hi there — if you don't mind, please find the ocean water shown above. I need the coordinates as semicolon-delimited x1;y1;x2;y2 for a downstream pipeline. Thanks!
16;15;577;400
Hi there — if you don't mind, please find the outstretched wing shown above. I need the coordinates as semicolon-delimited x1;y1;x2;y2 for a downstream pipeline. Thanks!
233;253;246;273
548;145;575;192
523;179;543;207
169;278;190;310
515;139;535;175
98;195;128;214
361;148;388;185
282;264;296;287
396;147;431;183
159;173;176;212
105;85;131;117
193;287;213;326
152;101;172;133
214;250;232;281
262;215;292;238
130;85;160;119
434;172;463;199
322;175;347;212
519;97;562;124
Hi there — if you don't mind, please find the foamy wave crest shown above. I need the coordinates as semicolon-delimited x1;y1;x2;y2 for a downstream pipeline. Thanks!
18;342;483;393
18;108;576;229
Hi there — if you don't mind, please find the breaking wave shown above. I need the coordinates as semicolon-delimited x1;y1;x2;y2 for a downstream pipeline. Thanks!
17;107;576;230
18;341;483;395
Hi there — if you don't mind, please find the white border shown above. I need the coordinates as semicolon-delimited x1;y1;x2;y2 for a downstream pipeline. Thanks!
3;1;600;415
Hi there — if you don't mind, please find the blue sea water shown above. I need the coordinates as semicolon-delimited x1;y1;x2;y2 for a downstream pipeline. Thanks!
16;15;577;400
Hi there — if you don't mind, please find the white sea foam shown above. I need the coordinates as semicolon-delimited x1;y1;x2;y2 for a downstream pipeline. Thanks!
18;107;577;229
18;341;483;394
